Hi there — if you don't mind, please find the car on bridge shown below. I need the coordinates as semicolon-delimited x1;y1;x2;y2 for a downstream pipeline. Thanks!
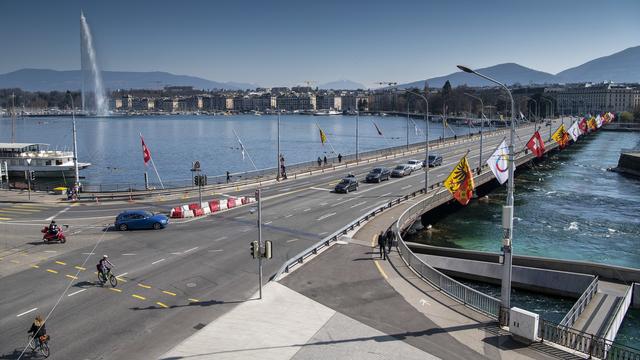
334;177;359;193
391;164;412;177
406;159;424;170
115;210;169;231
427;154;443;167
365;167;391;183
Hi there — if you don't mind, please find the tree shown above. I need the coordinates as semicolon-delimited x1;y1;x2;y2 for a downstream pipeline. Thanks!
620;111;634;123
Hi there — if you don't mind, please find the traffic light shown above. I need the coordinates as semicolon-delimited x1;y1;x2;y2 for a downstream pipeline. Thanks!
30;170;35;181
250;241;259;259
194;176;199;186
264;240;272;259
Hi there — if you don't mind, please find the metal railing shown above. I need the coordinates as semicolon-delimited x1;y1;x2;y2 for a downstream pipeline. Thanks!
539;319;640;359
559;276;599;328
602;285;633;343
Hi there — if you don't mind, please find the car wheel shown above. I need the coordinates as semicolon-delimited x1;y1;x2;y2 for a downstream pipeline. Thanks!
119;224;128;231
345;187;349;194
377;178;381;183
153;222;162;230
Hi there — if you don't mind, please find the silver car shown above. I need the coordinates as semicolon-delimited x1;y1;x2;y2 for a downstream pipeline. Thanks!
406;159;424;171
391;164;412;177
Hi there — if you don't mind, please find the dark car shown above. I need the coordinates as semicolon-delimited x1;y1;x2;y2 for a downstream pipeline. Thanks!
427;154;443;167
365;167;390;183
115;210;169;231
391;164;412;177
334;177;359;193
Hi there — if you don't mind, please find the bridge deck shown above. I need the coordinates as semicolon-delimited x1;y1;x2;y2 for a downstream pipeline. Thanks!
572;280;629;337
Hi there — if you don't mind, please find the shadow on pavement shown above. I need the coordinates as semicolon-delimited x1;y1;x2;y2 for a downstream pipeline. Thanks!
130;298;253;311
0;348;43;360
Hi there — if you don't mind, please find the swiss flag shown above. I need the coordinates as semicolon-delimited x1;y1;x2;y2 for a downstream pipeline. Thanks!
526;131;545;158
141;135;151;165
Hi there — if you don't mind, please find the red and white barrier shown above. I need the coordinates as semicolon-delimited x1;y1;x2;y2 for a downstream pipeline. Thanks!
170;196;255;218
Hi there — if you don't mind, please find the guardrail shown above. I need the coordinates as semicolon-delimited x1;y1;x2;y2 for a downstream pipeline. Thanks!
559;276;599;328
602;285;633;343
539;319;640;359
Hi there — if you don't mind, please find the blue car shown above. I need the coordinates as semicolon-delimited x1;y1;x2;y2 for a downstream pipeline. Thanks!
115;210;168;231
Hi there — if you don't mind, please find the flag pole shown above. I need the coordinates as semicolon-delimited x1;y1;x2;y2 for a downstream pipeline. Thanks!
370;119;393;148
315;122;337;156
149;157;165;190
233;129;258;171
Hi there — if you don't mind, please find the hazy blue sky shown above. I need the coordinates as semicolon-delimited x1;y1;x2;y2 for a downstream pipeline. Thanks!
1;0;638;87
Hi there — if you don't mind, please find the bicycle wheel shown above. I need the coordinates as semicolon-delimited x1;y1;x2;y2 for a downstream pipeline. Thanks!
109;274;118;287
40;341;50;358
26;335;36;351
97;272;106;286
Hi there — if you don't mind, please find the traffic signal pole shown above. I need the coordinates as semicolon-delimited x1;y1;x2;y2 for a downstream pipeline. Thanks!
258;188;263;299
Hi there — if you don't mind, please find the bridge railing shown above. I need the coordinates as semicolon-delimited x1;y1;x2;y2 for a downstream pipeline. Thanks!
559;275;599;328
602;285;633;343
539;319;640;359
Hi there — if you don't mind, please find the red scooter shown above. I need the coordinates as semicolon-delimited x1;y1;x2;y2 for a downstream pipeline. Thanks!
41;225;67;244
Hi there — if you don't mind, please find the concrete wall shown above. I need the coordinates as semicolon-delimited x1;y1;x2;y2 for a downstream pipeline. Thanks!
633;283;640;309
417;253;593;298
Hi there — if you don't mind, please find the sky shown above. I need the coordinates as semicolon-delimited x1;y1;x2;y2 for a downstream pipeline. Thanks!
1;0;639;88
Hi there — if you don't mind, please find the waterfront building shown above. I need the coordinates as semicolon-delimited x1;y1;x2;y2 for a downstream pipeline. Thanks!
121;95;133;110
316;94;337;110
550;83;640;115
276;94;315;111
110;98;123;110
155;98;178;112
132;97;154;111
202;95;227;111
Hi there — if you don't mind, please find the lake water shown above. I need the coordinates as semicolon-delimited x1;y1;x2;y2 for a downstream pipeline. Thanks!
1;114;472;188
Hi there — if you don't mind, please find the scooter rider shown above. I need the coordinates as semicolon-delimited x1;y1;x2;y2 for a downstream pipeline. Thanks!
48;220;59;236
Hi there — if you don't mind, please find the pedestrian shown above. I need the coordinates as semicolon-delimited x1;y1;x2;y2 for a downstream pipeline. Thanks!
317;157;322;167
386;228;394;253
377;231;387;260
281;164;287;179
226;171;230;183
338;153;342;163
323;156;327;165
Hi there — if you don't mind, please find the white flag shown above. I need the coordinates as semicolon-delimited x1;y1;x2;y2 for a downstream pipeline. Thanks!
595;115;603;128
486;140;511;185
568;121;581;142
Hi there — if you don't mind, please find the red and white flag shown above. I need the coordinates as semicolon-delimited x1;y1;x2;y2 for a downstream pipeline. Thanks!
526;131;545;158
141;135;151;165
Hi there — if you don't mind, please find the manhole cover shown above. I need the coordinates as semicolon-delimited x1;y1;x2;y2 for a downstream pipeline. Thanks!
186;282;196;288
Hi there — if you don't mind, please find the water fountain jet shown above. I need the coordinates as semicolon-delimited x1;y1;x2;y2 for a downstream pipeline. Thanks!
80;11;108;117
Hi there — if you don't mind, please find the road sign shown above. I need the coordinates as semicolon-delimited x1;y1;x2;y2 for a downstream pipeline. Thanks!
193;161;200;170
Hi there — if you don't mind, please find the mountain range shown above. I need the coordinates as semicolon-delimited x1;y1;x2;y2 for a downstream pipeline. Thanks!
400;45;640;88
0;46;638;91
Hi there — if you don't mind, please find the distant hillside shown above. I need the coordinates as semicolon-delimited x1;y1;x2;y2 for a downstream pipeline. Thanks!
557;46;640;83
0;69;257;91
319;79;365;90
400;63;558;89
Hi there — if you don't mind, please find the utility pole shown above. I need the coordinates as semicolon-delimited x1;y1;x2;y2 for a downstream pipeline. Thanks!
257;188;263;299
276;109;281;181
406;96;410;150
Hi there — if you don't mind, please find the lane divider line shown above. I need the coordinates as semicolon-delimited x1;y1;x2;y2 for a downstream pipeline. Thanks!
162;290;177;296
65;274;78;280
138;283;152;289
31;265;40;269
316;212;336;221
184;247;198;253
17;308;38;317
109;288;122;293
67;289;86;297
55;261;66;265
188;298;200;303
132;294;146;300
156;302;169;308
75;266;86;271
46;269;58;274
151;258;165;265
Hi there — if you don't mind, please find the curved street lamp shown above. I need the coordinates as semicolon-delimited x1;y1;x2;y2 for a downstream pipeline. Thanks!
464;93;485;174
402;89;429;194
457;65;514;326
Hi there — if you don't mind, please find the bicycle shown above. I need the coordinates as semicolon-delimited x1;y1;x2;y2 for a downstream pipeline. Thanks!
97;268;118;287
27;334;50;358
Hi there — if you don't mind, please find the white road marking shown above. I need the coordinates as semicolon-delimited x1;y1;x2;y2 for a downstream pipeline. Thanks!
184;247;198;253
303;208;311;212
331;197;357;207
278;188;291;192
170;252;182;255
241;228;251;232
378;192;392;198
82;252;95;255
286;238;299;243
419;299;431;306
310;187;330;191
264;221;272;225
208;249;224;252
319;202;328;206
350;201;367;208
214;236;228;242
319;232;328;236
118;272;129;277
68;289;87;297
46;206;70;221
44;250;57;253
317;212;336;221
401;185;412;190
122;253;136;256
151;258;165;265
17;308;38;317
284;214;293;218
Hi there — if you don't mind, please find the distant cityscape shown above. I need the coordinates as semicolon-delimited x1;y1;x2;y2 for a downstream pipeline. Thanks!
1;81;639;119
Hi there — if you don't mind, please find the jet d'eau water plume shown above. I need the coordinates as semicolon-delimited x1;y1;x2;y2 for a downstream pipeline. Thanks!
80;11;108;116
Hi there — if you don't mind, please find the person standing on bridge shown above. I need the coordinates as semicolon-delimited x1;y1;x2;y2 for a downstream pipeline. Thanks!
323;156;327;166
385;228;394;254
377;231;387;260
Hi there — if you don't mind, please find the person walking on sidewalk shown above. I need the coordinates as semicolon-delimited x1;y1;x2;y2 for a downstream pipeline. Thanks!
317;157;322;167
323;156;327;165
226;171;231;183
385;227;394;254
377;231;387;260
338;153;342;163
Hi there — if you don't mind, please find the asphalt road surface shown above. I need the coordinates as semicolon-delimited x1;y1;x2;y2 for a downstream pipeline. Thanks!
0;121;548;359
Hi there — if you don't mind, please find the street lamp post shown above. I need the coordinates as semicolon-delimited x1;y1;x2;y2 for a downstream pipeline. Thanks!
464;93;485;174
403;89;429;193
276;109;281;181
67;91;80;194
458;65;514;326
541;97;554;140
26;158;32;200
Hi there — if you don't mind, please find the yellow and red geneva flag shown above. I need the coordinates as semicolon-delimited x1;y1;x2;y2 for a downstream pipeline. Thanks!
444;154;475;205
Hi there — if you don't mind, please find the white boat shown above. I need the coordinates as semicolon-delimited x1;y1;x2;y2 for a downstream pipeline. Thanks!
313;109;342;116
0;143;91;178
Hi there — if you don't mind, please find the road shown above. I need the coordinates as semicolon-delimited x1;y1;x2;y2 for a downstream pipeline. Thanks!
0;121;547;359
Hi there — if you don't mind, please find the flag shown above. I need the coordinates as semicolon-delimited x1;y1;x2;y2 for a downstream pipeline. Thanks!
552;124;569;149
487;140;511;184
578;118;588;134
140;135;151;165
568;121;581;142
373;121;383;136
587;118;597;131
444;155;475;205
526;131;545;158
319;127;327;145
519;111;526;120
234;133;245;160
595;115;603;128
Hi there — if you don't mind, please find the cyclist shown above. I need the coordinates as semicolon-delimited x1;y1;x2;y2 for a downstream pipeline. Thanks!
27;315;47;346
97;255;114;279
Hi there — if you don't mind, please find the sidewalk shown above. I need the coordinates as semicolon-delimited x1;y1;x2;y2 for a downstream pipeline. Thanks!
0;189;64;204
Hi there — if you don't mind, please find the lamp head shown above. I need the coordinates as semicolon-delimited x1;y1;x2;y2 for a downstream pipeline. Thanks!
457;65;474;74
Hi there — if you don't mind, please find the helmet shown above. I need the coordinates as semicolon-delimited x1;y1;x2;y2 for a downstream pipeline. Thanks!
51;220;56;224
103;255;108;259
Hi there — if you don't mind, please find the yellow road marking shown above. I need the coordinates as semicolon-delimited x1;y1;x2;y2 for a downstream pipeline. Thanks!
156;302;169;308
116;277;127;283
75;266;86;271
10;260;20;264
65;274;78;280
132;294;146;300
374;260;388;280
188;298;200;303
6;209;39;213
137;283;151;289
46;269;58;274
55;261;66;265
31;265;40;269
162;290;177;296
0;217;12;220
109;288;122;293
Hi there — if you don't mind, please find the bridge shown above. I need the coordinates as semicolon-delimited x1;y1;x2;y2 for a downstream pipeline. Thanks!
0;119;637;359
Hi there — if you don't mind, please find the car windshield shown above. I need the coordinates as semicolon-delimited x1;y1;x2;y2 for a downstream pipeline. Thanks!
140;211;153;218
394;165;405;170
339;179;350;185
428;155;436;160
371;168;382;173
